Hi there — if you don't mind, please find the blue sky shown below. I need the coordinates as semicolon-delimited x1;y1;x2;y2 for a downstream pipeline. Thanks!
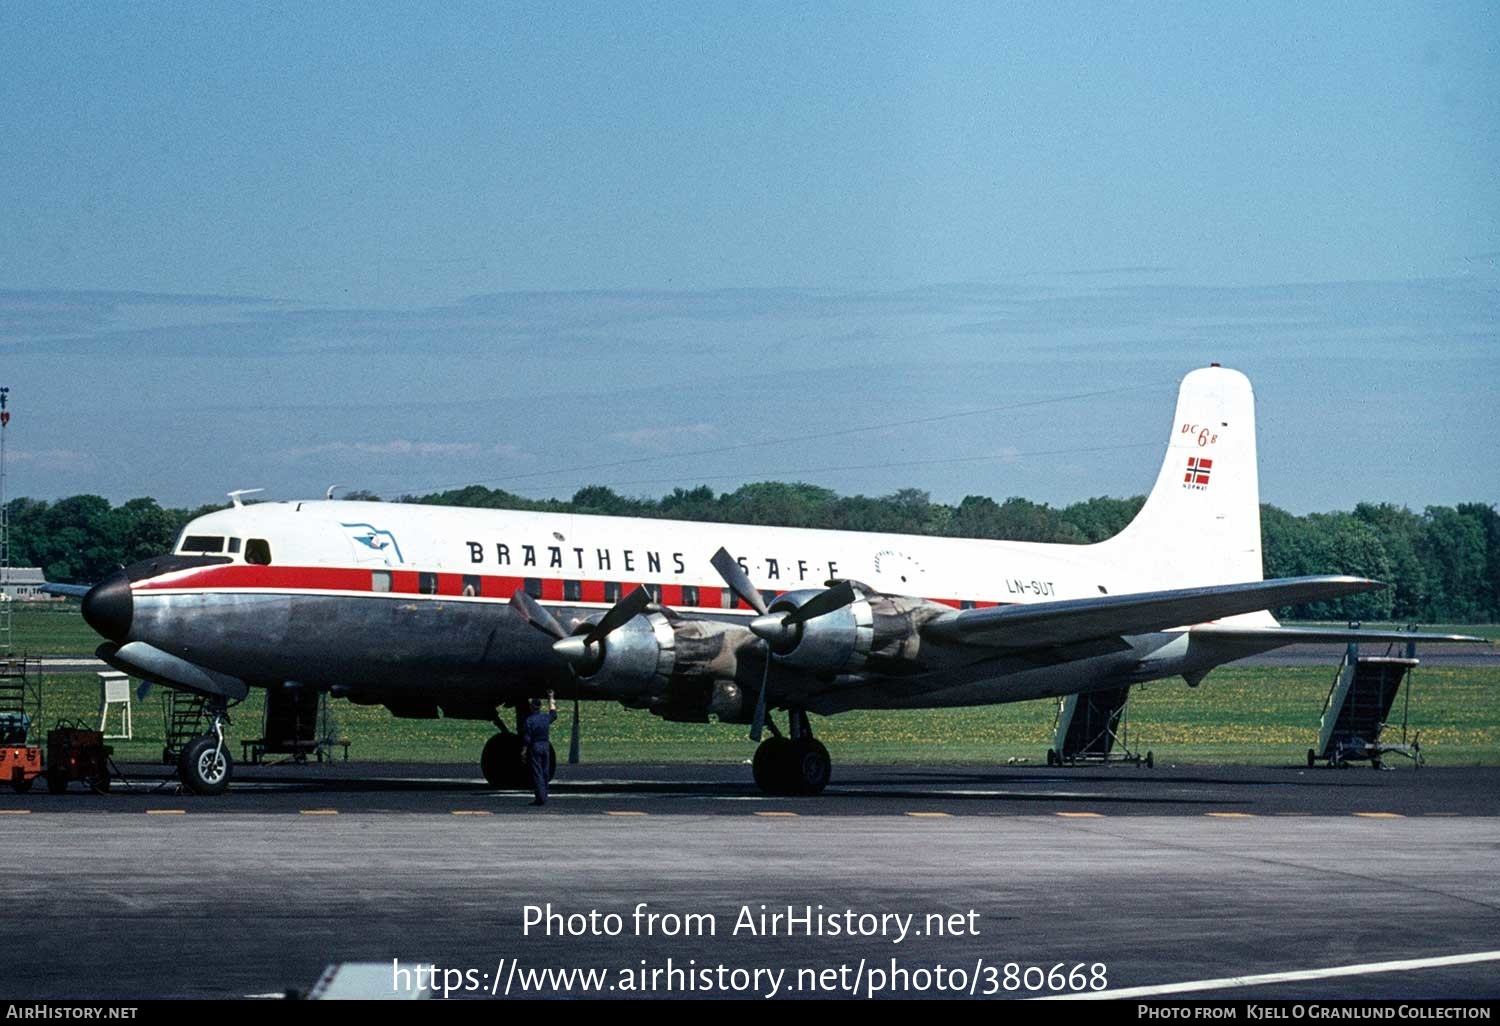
1;3;1495;514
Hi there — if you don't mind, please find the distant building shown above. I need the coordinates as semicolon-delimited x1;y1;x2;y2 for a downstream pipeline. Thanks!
0;568;61;602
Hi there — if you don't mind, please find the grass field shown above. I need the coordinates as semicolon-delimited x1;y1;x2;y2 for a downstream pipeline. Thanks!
15;664;1497;769
8;603;1496;768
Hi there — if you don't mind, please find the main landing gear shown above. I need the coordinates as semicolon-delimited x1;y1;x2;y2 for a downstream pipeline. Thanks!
179;704;233;796
480;701;556;791
752;708;830;796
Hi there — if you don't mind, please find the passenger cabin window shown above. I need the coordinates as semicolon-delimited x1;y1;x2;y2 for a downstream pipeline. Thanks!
419;572;438;595
180;535;225;554
227;538;242;555
372;570;392;593
244;539;272;565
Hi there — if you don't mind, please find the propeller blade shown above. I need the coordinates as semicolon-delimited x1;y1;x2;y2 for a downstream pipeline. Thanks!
585;586;652;644
710;547;768;615
782;580;857;626
748;647;770;743
136;681;153;702
509;588;568;640
568;696;581;765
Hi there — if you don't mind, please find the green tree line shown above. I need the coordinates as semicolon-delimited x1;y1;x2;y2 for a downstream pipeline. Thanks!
6;486;1497;623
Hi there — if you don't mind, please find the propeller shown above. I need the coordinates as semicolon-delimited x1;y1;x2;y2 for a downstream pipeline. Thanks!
709;547;859;742
510;585;653;764
510;588;568;642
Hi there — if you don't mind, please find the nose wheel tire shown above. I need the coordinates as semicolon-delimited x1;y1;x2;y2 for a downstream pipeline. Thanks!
178;734;233;796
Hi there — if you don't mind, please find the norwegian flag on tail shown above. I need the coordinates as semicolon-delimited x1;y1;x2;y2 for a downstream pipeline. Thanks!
1183;456;1212;487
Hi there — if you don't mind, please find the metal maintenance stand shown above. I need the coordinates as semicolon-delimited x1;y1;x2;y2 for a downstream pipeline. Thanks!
1047;685;1153;768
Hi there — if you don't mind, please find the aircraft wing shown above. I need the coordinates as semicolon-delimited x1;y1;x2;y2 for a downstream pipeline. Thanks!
921;575;1381;650
1188;625;1490;646
39;583;91;598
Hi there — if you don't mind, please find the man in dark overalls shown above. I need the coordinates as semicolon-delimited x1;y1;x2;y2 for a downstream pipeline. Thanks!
520;690;558;806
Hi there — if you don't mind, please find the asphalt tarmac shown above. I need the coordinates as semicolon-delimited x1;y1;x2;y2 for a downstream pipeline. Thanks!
1;762;1496;1001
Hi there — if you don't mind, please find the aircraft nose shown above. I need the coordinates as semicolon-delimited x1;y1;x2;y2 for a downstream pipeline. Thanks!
81;570;133;642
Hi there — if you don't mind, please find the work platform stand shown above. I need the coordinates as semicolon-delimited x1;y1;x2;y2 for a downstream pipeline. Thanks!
1047;685;1154;768
1309;636;1422;769
0;655;42;733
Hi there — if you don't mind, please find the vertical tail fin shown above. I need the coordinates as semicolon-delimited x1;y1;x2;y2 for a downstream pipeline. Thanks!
1097;365;1264;590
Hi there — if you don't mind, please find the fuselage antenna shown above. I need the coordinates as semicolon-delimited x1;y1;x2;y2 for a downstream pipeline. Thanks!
228;488;264;508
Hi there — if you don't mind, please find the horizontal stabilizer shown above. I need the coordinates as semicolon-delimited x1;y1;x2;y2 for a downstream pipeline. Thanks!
39;582;91;598
922;575;1382;650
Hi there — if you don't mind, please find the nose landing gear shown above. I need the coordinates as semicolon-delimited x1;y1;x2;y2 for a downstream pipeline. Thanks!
179;707;233;796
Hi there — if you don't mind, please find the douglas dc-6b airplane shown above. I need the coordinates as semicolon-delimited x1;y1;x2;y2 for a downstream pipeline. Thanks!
55;365;1481;795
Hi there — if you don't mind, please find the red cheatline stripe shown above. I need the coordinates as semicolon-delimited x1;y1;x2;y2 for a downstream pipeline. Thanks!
132;563;1014;610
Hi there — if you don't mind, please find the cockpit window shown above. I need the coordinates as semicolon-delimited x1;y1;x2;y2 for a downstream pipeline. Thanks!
245;539;272;565
180;535;226;554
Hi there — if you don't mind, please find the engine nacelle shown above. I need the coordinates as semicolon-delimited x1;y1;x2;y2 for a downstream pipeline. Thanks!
568;612;753;716
763;588;942;677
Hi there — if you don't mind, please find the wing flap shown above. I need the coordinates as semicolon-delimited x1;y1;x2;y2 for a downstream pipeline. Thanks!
922;575;1381;650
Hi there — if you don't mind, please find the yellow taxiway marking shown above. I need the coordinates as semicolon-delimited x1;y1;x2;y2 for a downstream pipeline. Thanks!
754;811;798;817
906;812;952;818
1354;812;1404;818
145;809;186;815
451;810;492;816
0;809;33;815
299;809;338;816
1055;812;1102;818
605;811;647;816
1206;812;1256;818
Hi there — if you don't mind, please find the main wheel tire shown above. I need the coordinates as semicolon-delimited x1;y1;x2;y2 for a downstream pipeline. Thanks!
1144;751;1154;769
178;735;233;796
47;770;67;794
752;738;789;793
1307;748;1317;769
481;732;522;789
784;738;831;796
13;776;34;794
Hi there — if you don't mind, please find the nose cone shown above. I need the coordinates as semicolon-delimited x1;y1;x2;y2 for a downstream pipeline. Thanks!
81;570;133;642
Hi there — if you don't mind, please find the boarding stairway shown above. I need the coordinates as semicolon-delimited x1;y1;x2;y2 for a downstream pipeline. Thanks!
1047;685;1152;767
1309;642;1420;768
